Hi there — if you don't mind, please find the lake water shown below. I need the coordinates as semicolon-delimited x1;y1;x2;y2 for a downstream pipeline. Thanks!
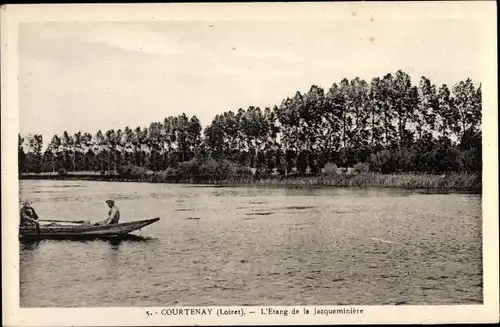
18;180;483;307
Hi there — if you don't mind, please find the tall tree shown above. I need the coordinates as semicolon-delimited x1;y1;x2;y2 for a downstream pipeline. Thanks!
81;132;94;171
175;113;190;162
302;85;326;150
451;78;481;140
94;130;106;171
105;129;119;171
368;77;384;149
276;92;303;153
416;76;438;140
148;122;164;170
379;74;397;148
132;127;143;166
123;126;134;165
346;78;371;150
18;134;26;173
339;79;353;150
391;70;418;147
48;135;62;172
323;82;345;152
28;134;43;173
62;131;74;170
132;127;148;167
187;115;202;156
73;132;82;171
474;83;482;130
436;84;454;143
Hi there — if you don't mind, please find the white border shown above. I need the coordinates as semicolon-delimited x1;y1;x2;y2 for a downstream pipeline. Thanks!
2;2;498;326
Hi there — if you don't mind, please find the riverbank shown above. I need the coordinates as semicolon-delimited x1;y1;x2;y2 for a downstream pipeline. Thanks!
19;171;482;193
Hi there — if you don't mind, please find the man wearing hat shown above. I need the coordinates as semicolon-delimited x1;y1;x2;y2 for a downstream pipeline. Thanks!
20;200;40;227
96;199;120;225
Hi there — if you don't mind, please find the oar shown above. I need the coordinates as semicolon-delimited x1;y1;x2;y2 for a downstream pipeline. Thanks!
39;219;86;224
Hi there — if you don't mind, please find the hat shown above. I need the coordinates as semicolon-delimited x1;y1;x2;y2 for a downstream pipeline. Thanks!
105;200;115;205
21;200;32;206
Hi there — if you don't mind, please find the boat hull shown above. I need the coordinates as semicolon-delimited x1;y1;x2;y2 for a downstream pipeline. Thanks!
19;217;160;240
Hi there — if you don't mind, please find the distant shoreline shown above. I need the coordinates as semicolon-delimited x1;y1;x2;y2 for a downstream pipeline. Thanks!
19;172;482;194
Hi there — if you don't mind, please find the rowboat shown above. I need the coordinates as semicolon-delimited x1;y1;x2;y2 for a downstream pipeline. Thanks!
19;217;160;240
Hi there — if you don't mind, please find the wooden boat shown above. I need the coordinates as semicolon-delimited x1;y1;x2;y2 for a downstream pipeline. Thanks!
19;217;160;240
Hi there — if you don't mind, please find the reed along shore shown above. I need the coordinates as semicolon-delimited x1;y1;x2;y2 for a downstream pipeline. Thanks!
19;171;481;194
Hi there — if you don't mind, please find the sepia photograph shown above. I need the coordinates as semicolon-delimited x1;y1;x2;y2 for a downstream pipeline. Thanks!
2;2;498;326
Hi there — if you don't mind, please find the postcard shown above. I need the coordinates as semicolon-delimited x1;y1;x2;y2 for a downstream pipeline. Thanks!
1;2;498;326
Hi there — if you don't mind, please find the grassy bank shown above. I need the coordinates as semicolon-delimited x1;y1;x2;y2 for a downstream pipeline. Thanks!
20;171;481;193
254;173;481;192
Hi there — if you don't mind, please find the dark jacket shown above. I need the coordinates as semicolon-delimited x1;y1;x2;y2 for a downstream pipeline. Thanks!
20;206;39;226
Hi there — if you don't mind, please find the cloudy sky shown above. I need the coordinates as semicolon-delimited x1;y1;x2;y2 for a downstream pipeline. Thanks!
19;18;482;145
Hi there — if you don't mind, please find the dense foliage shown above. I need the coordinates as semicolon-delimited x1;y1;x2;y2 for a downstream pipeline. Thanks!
19;70;481;177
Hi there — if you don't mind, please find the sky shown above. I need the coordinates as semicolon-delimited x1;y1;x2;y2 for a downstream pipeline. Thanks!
18;19;483;146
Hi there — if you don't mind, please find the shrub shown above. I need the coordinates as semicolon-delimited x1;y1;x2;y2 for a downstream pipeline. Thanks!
369;149;417;173
150;170;170;182
236;165;253;177
118;164;149;178
322;162;338;176
255;168;271;179
370;150;394;173
58;168;67;176
433;147;461;172
353;162;370;174
394;148;417;172
165;167;180;177
458;148;482;172
178;158;200;177
225;160;252;177
199;157;220;176
219;160;234;176
296;151;308;175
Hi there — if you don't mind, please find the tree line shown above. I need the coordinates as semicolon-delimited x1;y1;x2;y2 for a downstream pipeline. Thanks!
19;70;482;177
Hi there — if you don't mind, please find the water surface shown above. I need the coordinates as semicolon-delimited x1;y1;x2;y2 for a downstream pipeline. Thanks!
19;180;482;307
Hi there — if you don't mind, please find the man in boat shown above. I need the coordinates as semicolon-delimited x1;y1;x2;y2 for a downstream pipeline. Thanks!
19;200;40;227
95;199;120;226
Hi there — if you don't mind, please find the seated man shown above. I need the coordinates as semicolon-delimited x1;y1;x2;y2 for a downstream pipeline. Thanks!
95;199;120;226
20;200;40;227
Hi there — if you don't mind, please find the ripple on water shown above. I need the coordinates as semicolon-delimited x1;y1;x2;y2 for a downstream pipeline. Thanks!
246;212;273;216
282;205;315;210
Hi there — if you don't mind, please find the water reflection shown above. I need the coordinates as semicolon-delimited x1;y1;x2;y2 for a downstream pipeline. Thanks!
107;235;158;247
107;239;122;250
20;235;157;248
20;239;41;251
